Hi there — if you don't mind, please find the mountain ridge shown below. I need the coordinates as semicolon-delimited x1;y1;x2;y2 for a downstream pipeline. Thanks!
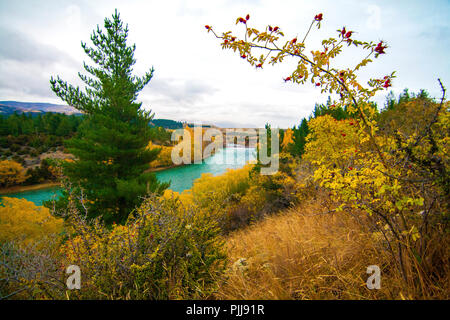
0;101;217;129
0;101;79;115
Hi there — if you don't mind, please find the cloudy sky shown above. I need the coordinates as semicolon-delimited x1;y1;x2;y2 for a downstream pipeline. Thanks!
0;0;449;128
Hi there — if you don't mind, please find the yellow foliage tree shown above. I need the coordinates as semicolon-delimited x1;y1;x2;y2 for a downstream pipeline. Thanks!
281;128;294;150
303;116;360;170
208;13;449;296
0;160;28;188
163;165;252;209
148;142;174;168
0;197;63;246
161;165;253;230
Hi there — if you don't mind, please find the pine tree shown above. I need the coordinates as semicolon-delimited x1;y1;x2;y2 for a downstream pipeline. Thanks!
289;118;309;157
55;117;71;136
50;10;167;224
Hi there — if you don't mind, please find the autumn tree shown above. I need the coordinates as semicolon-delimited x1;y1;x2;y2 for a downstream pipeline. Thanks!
207;13;449;297
0;160;28;188
50;10;167;225
0;198;63;246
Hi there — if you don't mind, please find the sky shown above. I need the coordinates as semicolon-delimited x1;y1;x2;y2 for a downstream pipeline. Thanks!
0;0;449;128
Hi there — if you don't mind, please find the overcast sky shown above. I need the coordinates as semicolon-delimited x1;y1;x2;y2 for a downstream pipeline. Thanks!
0;0;449;128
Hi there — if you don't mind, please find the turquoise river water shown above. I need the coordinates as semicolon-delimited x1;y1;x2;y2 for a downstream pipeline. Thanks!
1;146;256;206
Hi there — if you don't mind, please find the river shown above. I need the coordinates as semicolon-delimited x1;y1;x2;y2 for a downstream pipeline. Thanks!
1;145;256;206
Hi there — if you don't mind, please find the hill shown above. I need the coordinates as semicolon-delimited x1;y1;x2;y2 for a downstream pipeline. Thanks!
0;101;79;116
150;119;215;129
150;118;184;129
0;101;217;128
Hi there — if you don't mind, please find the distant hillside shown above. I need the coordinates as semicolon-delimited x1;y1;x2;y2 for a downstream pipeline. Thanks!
150;118;184;129
149;119;215;129
0;101;80;116
0;101;217;128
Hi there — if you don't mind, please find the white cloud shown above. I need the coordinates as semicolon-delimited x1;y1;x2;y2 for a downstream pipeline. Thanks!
0;0;449;127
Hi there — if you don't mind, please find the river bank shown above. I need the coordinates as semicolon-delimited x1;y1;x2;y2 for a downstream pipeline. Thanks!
0;166;177;196
0;163;197;196
147;164;184;172
0;181;60;195
0;162;181;195
1;144;248;195
1;146;256;203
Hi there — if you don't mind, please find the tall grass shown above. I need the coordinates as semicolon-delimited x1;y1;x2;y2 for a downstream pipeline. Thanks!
216;194;449;300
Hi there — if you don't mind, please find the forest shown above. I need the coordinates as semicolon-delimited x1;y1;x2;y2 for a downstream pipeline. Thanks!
0;111;175;188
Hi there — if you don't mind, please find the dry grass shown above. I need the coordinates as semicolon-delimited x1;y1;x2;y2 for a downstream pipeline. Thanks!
215;197;449;300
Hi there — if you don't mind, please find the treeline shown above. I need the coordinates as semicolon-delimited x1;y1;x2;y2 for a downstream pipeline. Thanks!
282;89;431;158
0;113;83;164
1;112;174;143
150;118;184;129
0;111;175;166
149;126;172;146
0;112;83;137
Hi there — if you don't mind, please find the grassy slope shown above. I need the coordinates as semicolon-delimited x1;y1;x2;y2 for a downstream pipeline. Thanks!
216;192;449;300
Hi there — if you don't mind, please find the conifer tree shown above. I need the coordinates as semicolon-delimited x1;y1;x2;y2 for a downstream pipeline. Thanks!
50;10;167;224
291;118;309;157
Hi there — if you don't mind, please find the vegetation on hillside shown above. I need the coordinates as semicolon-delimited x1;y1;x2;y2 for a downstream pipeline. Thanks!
0;112;82;167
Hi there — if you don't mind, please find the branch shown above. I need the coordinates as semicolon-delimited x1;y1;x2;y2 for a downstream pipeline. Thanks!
210;26;388;168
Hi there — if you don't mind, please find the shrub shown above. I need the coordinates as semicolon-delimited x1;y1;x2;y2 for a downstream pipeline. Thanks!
0;198;63;246
302;97;449;298
148;142;173;168
9;144;20;153
24;160;56;185
164;159;306;233
0;160;28;187
216;197;449;300
0;196;227;300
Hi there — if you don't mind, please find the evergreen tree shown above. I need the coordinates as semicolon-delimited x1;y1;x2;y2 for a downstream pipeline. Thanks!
398;88;411;104
292;118;309;157
55;117;71;136
384;91;396;110
6;113;19;136
50;10;167;224
0;116;6;136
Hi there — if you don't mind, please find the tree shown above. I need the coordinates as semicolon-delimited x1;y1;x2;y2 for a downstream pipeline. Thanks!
6;113;19;136
0;116;7;135
0;197;63;246
289;118;309;157
207;13;448;296
281;128;294;150
50;10;167;225
55;117;71;136
0;160;28;187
